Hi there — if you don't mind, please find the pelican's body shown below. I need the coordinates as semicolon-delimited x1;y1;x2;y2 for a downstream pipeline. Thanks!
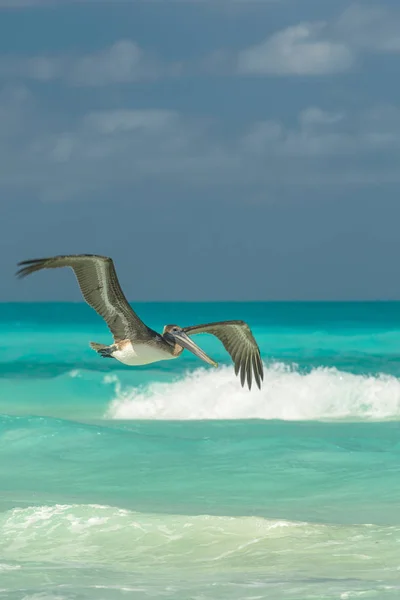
104;336;182;366
112;340;175;366
16;254;263;389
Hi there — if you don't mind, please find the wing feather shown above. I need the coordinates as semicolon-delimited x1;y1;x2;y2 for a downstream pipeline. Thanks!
240;354;247;388
252;354;261;390
183;320;263;390
16;254;150;342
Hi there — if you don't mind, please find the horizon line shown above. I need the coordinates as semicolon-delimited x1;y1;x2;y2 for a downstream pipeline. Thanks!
2;299;400;304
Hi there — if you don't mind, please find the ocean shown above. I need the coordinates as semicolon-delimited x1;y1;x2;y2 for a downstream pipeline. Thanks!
1;301;400;599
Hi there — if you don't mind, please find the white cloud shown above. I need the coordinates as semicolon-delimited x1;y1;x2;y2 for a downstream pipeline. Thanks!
236;4;400;77
242;106;400;160
68;40;181;85
335;4;400;53
0;90;219;200
238;22;354;76
2;4;399;84
1;85;400;202
299;107;344;128
84;109;179;135
0;40;180;86
71;40;144;85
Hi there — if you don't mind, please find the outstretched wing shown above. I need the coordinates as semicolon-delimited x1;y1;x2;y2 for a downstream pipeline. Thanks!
183;320;263;390
16;254;150;342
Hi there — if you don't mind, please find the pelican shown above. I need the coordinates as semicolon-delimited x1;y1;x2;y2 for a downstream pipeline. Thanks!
16;254;263;389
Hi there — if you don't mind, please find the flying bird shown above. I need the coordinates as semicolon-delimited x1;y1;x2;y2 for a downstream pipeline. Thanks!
16;254;263;389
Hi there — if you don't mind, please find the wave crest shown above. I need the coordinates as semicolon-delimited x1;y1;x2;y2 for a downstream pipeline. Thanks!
105;363;400;421
1;503;399;571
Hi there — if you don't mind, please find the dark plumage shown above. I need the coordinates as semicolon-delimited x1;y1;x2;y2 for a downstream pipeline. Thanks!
183;321;263;390
17;254;150;342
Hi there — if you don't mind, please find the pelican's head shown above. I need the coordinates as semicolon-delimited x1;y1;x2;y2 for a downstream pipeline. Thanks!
163;324;218;367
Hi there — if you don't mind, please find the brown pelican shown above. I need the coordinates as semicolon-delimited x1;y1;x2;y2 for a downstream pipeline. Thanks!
16;254;263;389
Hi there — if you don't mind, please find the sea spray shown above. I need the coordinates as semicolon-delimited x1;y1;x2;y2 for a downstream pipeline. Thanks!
105;362;400;421
1;503;400;576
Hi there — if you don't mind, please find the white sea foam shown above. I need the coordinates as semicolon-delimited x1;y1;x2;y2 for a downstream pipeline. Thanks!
105;363;400;421
68;370;82;378
1;504;399;599
0;503;399;574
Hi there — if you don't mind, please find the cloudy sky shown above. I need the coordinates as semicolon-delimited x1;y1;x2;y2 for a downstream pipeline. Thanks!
2;0;400;301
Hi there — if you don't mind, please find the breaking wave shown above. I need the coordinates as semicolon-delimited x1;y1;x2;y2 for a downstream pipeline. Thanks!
1;503;399;572
105;362;400;421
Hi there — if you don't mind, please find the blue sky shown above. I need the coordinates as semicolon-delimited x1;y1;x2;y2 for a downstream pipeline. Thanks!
1;0;400;301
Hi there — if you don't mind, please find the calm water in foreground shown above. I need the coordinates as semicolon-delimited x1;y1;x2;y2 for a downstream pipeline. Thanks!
1;302;400;599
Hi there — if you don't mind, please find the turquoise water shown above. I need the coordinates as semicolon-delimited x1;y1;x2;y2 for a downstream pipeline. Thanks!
2;302;400;599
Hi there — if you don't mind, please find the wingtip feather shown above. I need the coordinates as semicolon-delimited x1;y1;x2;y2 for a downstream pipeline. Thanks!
15;258;48;279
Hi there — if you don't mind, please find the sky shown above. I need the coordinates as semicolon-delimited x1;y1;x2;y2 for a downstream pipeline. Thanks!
1;0;400;301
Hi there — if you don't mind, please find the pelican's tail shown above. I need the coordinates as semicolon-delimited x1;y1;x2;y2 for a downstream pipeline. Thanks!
90;342;114;359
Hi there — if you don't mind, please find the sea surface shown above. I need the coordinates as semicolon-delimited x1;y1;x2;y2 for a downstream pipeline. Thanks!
1;302;400;599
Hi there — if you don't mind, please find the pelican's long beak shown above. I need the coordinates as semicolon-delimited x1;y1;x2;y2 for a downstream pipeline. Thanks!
172;331;218;367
